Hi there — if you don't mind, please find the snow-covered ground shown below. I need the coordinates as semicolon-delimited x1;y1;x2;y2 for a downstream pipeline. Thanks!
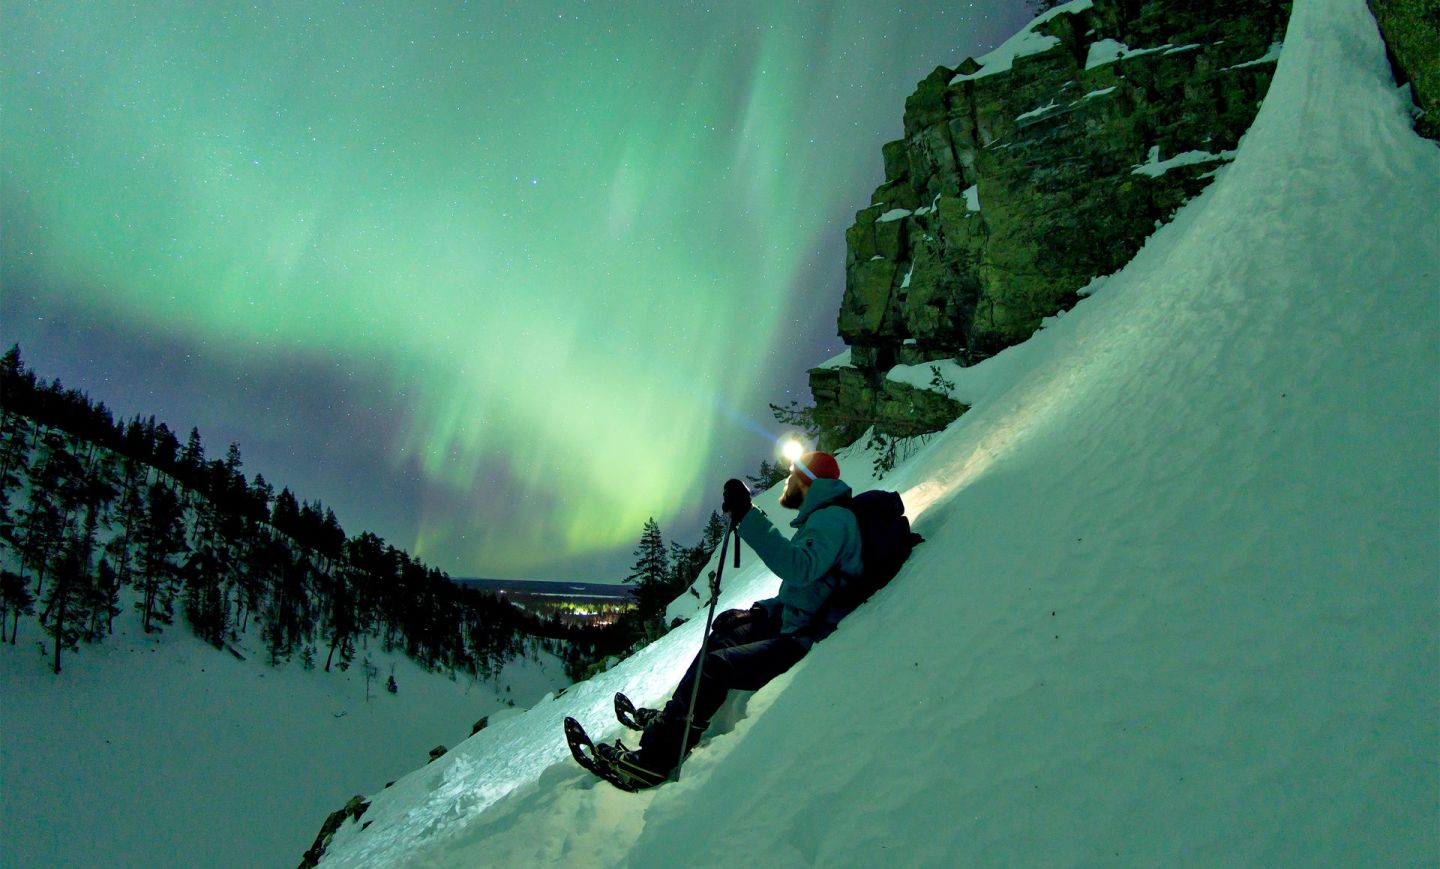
317;1;1439;865
0;603;571;868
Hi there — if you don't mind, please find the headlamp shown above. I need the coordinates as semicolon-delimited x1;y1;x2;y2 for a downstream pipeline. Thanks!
782;439;805;464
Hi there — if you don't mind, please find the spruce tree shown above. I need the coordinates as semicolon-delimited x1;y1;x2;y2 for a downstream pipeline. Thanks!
626;518;669;588
0;412;29;553
136;481;187;633
624;518;671;634
323;578;356;673
747;460;788;490
42;505;100;673
86;557;121;642
15;437;78;598
701;510;729;554
0;569;34;644
104;454;146;630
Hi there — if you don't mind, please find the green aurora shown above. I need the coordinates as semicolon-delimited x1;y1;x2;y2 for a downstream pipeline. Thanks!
1;1;1027;578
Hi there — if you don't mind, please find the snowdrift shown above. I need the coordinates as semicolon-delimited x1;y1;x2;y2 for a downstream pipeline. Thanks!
320;0;1438;864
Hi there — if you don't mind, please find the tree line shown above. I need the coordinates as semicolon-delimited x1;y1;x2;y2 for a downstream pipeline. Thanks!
0;345;535;678
536;452;793;681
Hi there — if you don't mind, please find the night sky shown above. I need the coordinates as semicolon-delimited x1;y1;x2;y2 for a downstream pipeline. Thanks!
2;1;1032;582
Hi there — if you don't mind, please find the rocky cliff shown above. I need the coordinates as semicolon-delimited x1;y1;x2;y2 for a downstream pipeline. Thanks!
1368;0;1440;140
812;0;1293;448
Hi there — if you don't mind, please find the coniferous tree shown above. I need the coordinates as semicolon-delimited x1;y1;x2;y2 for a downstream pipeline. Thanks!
136;481;188;633
0;349;543;680
627;518;668;587
624;518;671;635
747;459;788;490
15;436;82;599
271;487;300;536
103;453;146;625
322;574;357;673
179;427;204;484
0;569;34;644
183;457;232;647
0;410;30;551
182;543;229;648
701;510;729;554
150;422;180;478
86;557;121;642
769;400;821;442
42;504;101;673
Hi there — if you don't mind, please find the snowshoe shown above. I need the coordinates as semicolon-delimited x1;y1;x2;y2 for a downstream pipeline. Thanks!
594;742;669;789
614;692;662;732
563;717;668;791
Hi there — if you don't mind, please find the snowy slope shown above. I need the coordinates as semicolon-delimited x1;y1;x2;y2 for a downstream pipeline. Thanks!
0;602;571;868
320;1;1439;865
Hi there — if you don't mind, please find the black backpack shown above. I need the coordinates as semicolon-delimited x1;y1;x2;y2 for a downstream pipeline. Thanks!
827;490;923;613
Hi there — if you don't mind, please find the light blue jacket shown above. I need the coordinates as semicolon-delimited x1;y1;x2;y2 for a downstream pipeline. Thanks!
736;477;863;646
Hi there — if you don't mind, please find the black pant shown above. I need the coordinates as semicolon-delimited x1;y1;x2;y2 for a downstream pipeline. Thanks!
637;611;808;771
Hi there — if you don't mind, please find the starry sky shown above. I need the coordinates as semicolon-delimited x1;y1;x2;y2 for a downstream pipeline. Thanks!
2;0;1033;582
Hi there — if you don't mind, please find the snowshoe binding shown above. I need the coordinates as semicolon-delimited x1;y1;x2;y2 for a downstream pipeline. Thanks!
564;717;668;791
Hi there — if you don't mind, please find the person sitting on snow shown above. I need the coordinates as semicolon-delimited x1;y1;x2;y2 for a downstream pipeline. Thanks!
598;450;863;787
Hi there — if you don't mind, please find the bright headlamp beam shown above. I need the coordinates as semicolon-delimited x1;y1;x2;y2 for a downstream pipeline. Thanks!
782;439;805;463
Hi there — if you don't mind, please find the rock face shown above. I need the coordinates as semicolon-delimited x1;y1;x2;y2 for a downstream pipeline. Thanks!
1368;0;1440;140
812;0;1292;448
298;795;370;869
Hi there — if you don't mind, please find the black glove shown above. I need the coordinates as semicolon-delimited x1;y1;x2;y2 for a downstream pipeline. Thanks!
722;478;752;523
713;603;766;632
712;607;751;631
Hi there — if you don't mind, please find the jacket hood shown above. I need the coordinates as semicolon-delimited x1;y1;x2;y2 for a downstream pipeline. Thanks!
790;477;853;528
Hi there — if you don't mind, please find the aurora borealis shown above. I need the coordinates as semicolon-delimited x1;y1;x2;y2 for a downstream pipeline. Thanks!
2;1;1030;581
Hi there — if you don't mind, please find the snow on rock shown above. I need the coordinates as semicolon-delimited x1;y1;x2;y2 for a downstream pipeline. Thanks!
1226;41;1285;70
963;184;982;213
1016;99;1061;122
950;0;1094;83
814;348;852;370
1086;39;1182;70
1132;144;1239;177
877;208;912;223
912;193;942;218
321;1;1439;864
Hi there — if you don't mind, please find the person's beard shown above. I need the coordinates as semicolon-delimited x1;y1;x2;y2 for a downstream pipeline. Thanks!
778;475;807;509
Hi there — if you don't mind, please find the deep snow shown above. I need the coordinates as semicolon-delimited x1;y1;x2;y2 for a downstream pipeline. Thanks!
0;598;571;868
17;0;1415;864
314;1;1439;865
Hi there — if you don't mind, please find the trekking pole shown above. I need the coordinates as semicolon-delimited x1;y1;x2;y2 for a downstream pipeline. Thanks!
673;519;740;782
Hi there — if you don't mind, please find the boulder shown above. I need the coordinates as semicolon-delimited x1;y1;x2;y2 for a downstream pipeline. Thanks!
298;795;370;869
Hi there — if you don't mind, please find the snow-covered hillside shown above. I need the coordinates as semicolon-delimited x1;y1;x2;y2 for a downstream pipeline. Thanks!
318;0;1437;864
0;601;571;868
